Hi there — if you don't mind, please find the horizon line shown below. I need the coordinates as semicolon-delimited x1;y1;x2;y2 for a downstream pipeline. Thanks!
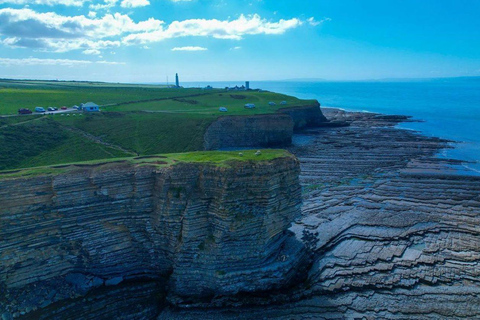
2;75;479;85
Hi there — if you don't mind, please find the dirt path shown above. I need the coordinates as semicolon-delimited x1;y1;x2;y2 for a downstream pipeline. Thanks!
59;125;138;157
0;115;47;129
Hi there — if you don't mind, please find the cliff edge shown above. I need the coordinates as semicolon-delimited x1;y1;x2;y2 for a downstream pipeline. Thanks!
0;151;305;318
204;102;328;150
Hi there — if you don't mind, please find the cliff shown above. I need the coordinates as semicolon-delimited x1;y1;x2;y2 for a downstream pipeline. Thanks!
0;153;305;319
157;108;480;320
203;114;294;150
278;101;327;130
204;102;328;150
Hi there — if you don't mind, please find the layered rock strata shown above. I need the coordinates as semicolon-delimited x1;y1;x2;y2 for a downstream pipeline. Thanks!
204;103;328;150
203;114;294;150
0;156;304;318
160;109;480;319
278;102;328;130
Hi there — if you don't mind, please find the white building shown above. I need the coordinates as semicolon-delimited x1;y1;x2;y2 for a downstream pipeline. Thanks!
82;102;99;112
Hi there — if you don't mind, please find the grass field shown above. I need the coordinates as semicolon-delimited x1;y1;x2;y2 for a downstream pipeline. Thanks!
0;79;213;115
0;79;316;170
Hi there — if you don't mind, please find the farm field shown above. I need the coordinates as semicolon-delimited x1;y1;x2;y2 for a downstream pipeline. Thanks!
0;79;315;170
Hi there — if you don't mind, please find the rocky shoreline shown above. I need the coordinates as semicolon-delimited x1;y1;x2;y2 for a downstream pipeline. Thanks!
160;108;480;319
2;107;480;319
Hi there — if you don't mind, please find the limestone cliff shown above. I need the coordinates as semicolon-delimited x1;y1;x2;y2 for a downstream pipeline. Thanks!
278;101;327;130
161;109;480;319
204;102;328;150
203;114;294;150
0;155;305;319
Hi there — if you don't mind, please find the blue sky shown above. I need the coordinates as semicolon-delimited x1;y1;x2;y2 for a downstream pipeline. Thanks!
0;0;479;82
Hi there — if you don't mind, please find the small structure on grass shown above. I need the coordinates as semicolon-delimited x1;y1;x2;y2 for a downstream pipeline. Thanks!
219;107;228;112
244;103;255;109
82;102;99;112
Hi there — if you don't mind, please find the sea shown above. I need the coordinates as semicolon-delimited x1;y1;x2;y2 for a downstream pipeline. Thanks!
183;78;480;174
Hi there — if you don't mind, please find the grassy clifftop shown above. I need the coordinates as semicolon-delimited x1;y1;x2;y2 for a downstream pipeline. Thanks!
0;149;293;180
0;79;315;170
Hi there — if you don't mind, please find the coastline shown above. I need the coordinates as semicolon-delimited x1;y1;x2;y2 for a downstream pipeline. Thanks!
2;97;480;319
322;106;480;177
160;107;480;319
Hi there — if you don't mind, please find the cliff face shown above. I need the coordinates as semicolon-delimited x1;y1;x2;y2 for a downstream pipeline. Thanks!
203;103;328;150
203;114;294;150
278;102;327;130
0;157;304;318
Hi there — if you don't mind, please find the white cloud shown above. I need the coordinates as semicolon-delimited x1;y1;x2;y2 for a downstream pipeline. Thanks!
171;46;207;51
0;57;125;66
0;8;163;53
120;0;149;8
89;0;118;10
0;9;310;54
83;48;101;55
307;17;331;27
123;14;303;45
0;8;163;39
230;46;241;50
0;0;88;6
88;11;97;18
96;60;125;64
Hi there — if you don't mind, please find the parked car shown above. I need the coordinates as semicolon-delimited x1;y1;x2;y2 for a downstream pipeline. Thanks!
47;107;56;111
244;103;256;109
219;107;228;112
72;106;79;110
34;107;46;113
18;108;32;114
61;106;67;110
268;102;276;106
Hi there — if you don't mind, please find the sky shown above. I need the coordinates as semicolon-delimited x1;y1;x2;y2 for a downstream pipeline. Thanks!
0;0;479;82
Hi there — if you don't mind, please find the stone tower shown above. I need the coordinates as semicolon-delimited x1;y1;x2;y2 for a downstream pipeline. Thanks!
175;73;179;87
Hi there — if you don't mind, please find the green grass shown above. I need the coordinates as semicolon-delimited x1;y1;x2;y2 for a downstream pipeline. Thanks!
109;91;315;116
0;79;316;170
0;117;132;170
0;118;67;170
54;112;216;155
0;79;211;115
16;133;132;169
0;149;292;180
161;149;292;164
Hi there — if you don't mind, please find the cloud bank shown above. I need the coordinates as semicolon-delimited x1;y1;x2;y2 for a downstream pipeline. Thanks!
0;8;323;54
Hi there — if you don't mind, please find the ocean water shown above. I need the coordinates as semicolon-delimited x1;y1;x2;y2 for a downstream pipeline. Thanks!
184;78;480;174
